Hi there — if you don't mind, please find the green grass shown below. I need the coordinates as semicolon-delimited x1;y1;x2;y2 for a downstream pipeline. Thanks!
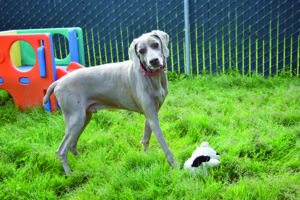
0;74;300;199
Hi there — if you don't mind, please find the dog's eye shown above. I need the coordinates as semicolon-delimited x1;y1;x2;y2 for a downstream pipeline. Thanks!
151;43;159;49
139;48;146;54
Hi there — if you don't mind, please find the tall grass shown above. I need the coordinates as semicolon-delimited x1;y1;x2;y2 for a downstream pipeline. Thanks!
0;74;299;199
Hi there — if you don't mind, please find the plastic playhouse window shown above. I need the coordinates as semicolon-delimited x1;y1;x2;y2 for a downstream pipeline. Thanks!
10;40;36;72
52;34;69;60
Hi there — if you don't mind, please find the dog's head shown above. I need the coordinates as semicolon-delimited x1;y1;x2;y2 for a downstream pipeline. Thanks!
129;30;169;72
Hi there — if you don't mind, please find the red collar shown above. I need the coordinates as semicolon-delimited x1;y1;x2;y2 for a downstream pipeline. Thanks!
140;59;166;76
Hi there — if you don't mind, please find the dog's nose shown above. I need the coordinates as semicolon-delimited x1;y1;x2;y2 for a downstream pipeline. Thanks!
216;152;220;155
150;58;160;66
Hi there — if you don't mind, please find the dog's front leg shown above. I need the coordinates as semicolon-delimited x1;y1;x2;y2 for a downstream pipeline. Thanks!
145;112;175;166
141;119;151;152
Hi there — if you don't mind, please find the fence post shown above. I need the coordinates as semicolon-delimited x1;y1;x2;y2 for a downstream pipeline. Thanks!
184;0;191;75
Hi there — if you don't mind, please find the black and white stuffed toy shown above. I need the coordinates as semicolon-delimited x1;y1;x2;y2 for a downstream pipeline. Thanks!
181;142;220;175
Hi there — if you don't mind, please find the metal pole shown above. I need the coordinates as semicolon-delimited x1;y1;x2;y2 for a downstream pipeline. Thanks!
184;0;190;75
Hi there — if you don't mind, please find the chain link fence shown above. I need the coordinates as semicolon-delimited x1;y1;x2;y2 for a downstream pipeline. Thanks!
1;0;299;76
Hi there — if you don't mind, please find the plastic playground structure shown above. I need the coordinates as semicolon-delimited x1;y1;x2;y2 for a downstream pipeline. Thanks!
0;28;85;112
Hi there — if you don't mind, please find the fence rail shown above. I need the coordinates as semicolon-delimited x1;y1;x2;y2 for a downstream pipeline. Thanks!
1;0;299;76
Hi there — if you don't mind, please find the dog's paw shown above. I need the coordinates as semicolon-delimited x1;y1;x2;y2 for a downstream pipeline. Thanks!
140;140;150;152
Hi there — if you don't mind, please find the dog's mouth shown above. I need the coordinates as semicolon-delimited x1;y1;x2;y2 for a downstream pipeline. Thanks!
139;59;166;75
148;64;163;72
148;59;165;71
141;61;162;72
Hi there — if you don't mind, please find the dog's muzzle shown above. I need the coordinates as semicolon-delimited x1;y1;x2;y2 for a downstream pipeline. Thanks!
140;59;166;76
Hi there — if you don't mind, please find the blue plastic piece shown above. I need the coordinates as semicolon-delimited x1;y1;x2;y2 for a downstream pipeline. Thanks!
48;34;60;111
68;29;79;63
48;34;57;81
19;77;30;84
37;46;46;78
17;66;33;71
0;77;3;84
44;100;51;112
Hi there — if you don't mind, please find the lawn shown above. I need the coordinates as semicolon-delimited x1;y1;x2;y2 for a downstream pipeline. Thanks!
0;73;299;199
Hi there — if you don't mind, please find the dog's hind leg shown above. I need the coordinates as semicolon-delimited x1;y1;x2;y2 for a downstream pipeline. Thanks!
56;110;87;175
141;119;152;152
70;112;92;156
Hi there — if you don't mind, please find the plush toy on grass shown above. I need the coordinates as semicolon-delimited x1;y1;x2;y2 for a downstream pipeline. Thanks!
181;142;220;175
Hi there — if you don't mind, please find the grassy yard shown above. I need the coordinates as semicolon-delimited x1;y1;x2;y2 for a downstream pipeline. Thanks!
0;73;299;199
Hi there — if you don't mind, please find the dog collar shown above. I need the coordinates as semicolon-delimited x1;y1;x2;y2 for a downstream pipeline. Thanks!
140;59;166;76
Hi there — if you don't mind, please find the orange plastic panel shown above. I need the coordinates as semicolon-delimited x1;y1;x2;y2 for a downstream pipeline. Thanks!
0;34;58;111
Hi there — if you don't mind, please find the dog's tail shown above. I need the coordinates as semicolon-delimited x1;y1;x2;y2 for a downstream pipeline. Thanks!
43;81;58;106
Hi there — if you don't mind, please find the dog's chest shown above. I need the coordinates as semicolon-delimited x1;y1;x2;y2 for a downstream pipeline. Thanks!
137;72;168;111
153;81;167;109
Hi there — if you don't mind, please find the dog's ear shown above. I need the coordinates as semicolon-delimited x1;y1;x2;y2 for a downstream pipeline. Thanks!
129;38;140;69
151;30;169;58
